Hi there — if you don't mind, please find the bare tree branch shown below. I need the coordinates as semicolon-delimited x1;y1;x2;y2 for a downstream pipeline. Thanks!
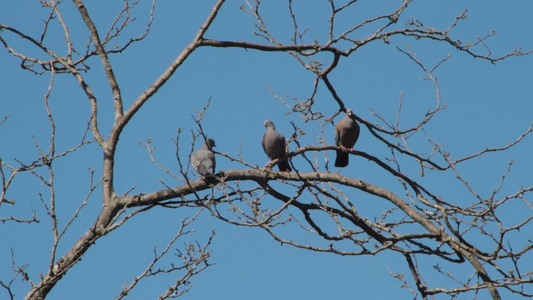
1;1;531;299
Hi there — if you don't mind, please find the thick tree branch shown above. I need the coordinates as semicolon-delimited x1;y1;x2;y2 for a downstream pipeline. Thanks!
72;0;123;120
122;166;500;297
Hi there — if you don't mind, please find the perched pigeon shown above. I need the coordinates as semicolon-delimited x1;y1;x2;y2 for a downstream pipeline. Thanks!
334;109;360;168
191;138;216;177
262;120;291;172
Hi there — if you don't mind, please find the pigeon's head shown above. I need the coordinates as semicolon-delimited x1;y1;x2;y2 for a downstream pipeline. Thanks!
205;138;216;150
263;120;275;129
346;108;355;119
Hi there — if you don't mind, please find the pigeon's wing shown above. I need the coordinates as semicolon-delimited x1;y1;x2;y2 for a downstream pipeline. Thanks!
192;148;215;177
334;111;360;168
263;127;291;171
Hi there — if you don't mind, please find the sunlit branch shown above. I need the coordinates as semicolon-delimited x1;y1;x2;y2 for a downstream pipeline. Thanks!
72;0;123;120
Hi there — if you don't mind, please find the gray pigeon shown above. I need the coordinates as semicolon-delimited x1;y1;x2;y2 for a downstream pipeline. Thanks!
191;138;216;177
262;120;291;172
334;109;360;168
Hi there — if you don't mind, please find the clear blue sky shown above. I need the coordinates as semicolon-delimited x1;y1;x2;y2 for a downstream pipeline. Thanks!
1;1;532;299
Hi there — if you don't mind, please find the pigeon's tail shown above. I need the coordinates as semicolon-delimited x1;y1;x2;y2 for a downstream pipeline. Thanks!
202;174;218;184
278;158;292;172
334;150;349;168
203;171;216;178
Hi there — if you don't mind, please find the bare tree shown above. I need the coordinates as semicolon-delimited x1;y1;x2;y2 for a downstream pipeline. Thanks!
1;1;532;299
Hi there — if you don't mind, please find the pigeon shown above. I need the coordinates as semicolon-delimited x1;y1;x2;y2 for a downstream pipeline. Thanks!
334;109;360;168
191;138;216;177
262;120;292;172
